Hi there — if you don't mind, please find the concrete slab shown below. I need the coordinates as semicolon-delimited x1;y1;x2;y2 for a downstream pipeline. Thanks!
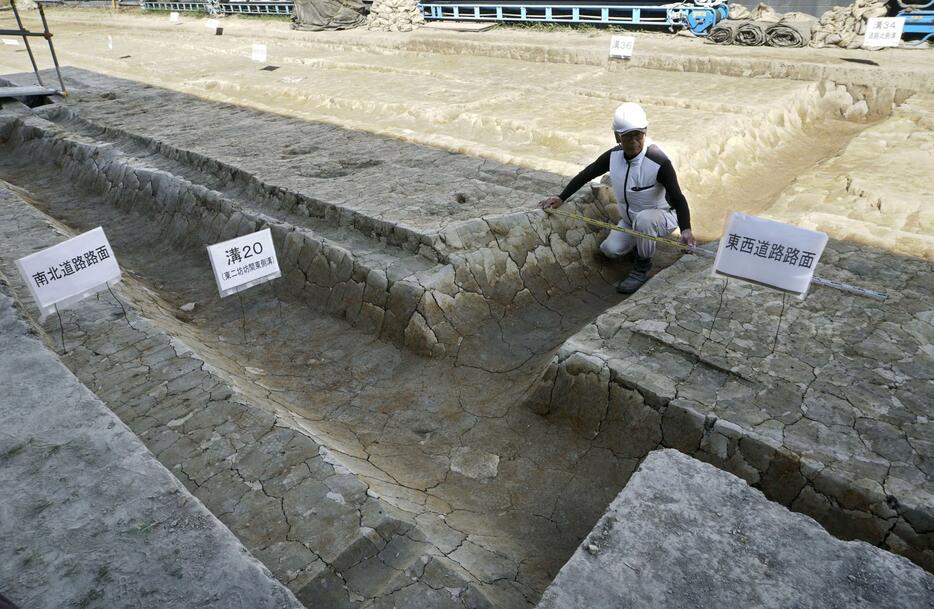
538;449;934;609
0;291;303;609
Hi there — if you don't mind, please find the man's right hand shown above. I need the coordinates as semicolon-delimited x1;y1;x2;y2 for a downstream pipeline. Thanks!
538;196;563;210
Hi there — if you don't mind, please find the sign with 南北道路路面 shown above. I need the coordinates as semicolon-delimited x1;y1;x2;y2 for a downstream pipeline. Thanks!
713;212;828;298
15;227;122;321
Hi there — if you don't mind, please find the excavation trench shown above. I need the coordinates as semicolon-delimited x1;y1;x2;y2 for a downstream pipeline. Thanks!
0;68;929;607
0;100;637;608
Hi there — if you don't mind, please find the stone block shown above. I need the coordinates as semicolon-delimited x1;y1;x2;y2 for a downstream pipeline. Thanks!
363;269;389;307
538;450;934;609
600;382;660;459
404;311;442;357
547;355;610;439
661;399;705;453
0;294;303;609
382;280;424;344
355;303;385;336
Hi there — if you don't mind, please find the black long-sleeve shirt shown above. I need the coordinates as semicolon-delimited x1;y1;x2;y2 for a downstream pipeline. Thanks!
558;145;691;231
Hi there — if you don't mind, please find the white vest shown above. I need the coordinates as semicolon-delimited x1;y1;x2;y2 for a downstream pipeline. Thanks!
609;138;670;223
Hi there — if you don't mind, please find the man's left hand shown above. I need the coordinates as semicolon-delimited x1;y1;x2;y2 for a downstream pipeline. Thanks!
679;229;695;247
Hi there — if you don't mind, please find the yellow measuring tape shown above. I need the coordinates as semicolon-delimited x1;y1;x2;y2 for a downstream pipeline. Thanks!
544;207;887;301
545;207;705;254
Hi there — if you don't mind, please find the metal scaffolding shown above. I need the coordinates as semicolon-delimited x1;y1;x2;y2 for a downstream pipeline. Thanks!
0;0;67;99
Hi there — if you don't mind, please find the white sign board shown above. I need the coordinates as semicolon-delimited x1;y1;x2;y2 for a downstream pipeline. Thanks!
169;11;180;23
206;18;221;30
206;228;281;298
107;35;113;50
15;227;122;320
863;17;904;48
713;212;828;297
2;39;21;46
250;43;267;63
609;35;635;59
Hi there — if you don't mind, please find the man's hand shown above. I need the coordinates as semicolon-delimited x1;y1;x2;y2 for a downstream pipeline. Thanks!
538;196;563;210
679;229;696;247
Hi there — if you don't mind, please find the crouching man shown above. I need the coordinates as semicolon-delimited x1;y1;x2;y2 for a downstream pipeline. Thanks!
539;102;695;293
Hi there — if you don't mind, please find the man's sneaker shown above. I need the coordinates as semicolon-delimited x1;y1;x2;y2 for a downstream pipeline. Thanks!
617;270;649;294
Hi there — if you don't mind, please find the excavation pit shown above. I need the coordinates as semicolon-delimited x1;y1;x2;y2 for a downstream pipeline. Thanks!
0;14;933;609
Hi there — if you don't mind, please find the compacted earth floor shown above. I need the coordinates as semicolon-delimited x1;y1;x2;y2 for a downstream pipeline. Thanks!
2;8;933;252
0;10;932;609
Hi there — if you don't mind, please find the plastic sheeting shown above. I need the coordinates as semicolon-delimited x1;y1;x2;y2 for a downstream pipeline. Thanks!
766;19;817;47
291;0;367;30
716;4;817;47
735;20;771;44
709;19;745;43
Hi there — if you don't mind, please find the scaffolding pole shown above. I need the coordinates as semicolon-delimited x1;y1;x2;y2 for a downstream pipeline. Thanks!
1;0;67;95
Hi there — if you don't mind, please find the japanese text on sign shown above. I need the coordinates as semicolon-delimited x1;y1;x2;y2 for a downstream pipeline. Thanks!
713;212;828;297
863;17;904;48
222;255;275;280
207;228;281;297
30;245;112;288
15;227;122;320
609;35;635;59
723;233;818;270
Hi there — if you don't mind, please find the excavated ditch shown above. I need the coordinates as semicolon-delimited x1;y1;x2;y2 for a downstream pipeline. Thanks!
0;67;929;609
0;97;635;609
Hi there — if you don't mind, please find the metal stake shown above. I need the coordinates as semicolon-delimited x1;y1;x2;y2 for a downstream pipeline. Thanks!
54;303;65;354
237;289;247;344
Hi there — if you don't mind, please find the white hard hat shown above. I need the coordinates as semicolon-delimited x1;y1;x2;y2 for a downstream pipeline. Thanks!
612;102;648;134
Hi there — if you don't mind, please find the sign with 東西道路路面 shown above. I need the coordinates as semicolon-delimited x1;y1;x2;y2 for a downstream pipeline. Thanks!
713;212;828;298
15;227;122;320
206;228;281;298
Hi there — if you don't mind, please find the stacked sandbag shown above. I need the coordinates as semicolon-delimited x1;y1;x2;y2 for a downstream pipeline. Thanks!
748;2;782;22
366;0;425;31
205;0;222;17
728;2;752;19
810;0;890;48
